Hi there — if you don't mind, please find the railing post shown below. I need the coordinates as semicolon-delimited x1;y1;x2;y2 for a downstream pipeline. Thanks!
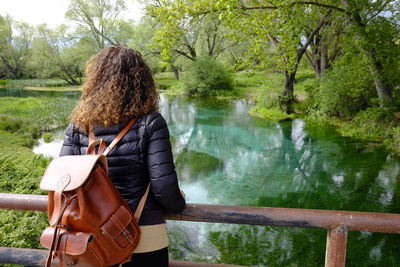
325;226;348;267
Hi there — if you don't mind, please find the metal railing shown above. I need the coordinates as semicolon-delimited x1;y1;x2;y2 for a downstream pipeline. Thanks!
1;193;400;267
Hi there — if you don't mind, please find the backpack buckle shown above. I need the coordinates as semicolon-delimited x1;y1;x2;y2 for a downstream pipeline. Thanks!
121;229;133;243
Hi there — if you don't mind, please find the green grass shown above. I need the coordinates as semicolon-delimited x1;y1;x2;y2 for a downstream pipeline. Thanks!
1;79;82;92
249;106;295;121
155;70;313;99
0;97;62;254
155;72;181;92
0;97;77;147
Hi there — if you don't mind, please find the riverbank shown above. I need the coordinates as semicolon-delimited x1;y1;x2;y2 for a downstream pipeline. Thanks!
2;73;399;158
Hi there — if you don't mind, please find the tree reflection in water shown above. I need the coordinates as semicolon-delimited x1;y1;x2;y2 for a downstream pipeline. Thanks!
161;95;400;266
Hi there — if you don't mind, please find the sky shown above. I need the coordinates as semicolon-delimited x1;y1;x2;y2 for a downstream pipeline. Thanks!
0;0;145;27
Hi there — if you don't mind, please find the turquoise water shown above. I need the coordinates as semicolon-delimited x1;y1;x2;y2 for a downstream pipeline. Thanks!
29;91;400;266
159;95;400;266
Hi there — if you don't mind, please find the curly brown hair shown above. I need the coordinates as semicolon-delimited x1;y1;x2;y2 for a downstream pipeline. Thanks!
70;45;159;132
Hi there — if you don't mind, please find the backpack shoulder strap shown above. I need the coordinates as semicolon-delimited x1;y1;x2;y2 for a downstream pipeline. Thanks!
103;118;137;156
89;118;137;156
134;184;150;222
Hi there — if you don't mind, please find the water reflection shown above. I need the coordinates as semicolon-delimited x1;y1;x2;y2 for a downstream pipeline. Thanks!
34;94;400;266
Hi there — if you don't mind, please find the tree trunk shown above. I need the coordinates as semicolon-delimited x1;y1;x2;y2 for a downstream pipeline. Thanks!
341;0;394;107
367;60;394;106
320;43;329;77
172;65;180;80
283;70;296;104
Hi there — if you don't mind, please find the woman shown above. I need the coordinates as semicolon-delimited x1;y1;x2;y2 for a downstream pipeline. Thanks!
59;45;186;267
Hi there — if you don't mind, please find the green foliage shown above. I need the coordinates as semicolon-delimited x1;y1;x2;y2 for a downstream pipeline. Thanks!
0;210;48;249
43;132;53;143
0;97;76;147
32;24;89;85
250;71;289;117
66;0;126;50
234;71;275;97
333;108;391;141
255;87;283;111
385;126;400;156
0;153;49;250
310;53;375;118
249;106;295;121
363;15;400;89
0;15;34;79
181;57;234;96
155;72;181;91
0;154;48;194
0;79;9;86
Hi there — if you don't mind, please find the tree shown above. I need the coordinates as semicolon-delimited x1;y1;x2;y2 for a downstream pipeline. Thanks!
305;16;345;78
0;15;34;79
147;0;237;76
32;24;91;85
146;1;334;105
66;0;126;50
146;0;399;108
340;0;398;107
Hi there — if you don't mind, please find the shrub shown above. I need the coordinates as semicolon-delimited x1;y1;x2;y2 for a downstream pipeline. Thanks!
309;54;375;119
249;106;295;121
0;79;9;86
181;57;234;96
346;108;389;140
43;132;53;143
255;88;283;111
386;126;400;156
0;154;49;250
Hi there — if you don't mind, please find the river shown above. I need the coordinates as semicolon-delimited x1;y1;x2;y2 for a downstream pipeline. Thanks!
30;93;400;266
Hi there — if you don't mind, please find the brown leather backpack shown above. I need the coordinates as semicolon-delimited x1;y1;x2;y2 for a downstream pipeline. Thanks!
40;118;149;267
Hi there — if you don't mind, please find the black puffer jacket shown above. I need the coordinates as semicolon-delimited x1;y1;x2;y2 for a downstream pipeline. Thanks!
59;112;186;225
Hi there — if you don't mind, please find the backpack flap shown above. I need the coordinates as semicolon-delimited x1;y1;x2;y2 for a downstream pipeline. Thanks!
40;155;108;191
40;227;93;255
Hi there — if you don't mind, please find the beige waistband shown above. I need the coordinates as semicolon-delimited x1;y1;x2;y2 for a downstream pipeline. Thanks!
133;224;169;253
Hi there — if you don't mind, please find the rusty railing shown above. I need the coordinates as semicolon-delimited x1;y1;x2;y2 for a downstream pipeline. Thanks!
1;193;400;267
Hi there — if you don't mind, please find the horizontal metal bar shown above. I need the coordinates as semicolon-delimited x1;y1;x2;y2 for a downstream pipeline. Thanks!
0;193;47;212
170;204;400;233
1;193;400;233
0;247;244;267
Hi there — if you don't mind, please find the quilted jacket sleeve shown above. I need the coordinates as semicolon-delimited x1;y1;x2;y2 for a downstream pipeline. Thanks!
59;123;76;156
146;113;186;213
